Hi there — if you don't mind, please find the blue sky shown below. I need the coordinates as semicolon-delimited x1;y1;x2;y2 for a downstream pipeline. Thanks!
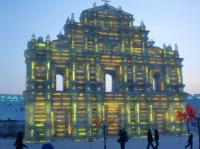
0;0;199;94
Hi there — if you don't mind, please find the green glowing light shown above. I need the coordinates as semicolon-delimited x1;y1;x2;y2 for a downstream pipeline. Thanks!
145;67;148;82
124;66;127;82
126;104;131;124
84;38;88;49
96;65;100;81
84;17;87;23
129;21;132;28
121;40;125;51
72;38;74;48
133;65;136;82
95;41;98;51
136;103;140;123
176;68;182;83
86;63;90;81
130;40;133;53
47;62;50;70
46;103;51;114
162;49;166;61
31;129;34;137
166;74;170;84
73;103;77;123
149;105;153;122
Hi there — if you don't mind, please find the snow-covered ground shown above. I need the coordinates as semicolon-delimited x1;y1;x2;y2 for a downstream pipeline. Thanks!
0;134;199;149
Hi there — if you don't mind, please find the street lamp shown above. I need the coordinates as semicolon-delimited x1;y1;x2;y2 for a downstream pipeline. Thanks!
92;116;115;149
103;122;107;149
92;116;107;149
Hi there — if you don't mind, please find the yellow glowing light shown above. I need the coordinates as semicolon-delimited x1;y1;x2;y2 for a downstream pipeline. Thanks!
24;5;185;140
46;103;51;114
130;40;133;53
51;112;54;135
72;38;74;48
28;106;34;125
96;65;100;81
169;51;174;55
86;63;90;81
163;47;166;53
35;102;45;106
72;64;76;80
35;124;44;127
166;112;169;121
78;132;86;136
133;65;136;82
176;68;181;83
31;61;35;79
37;43;45;47
136;103;140;123
166;73;170;84
149;105;153;122
124;66;127;82
66;67;69;78
170;113;174;122
121;40;125;51
126;104;131;124
95;42;98;51
145;67;148;82
46;62;50;80
120;66;123;79
65;67;69;88
73;103;77;122
160;81;163;90
68;125;72;135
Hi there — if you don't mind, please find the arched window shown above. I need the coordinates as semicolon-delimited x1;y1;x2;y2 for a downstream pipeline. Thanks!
153;73;160;91
56;74;64;91
152;77;156;91
105;74;112;92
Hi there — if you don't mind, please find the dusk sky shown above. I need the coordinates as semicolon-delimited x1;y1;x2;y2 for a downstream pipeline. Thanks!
0;0;199;94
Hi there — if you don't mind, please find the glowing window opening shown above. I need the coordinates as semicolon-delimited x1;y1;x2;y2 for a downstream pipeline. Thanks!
56;74;64;91
105;74;112;92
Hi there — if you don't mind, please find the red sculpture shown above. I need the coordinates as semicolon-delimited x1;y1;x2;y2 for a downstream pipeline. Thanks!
176;104;198;133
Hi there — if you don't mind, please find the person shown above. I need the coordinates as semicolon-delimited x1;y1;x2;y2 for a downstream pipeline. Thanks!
42;143;54;149
185;133;193;149
154;129;159;149
117;128;129;149
147;129;154;149
14;132;28;149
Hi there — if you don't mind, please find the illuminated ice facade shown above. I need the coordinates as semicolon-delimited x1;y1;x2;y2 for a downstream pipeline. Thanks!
24;4;185;141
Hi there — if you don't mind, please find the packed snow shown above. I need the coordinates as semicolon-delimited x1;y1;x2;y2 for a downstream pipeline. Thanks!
0;134;199;149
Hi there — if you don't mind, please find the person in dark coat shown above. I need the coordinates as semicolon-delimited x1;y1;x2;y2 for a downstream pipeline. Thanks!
185;133;193;149
154;129;159;149
14;132;28;149
147;129;154;149
42;143;54;149
117;128;129;149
